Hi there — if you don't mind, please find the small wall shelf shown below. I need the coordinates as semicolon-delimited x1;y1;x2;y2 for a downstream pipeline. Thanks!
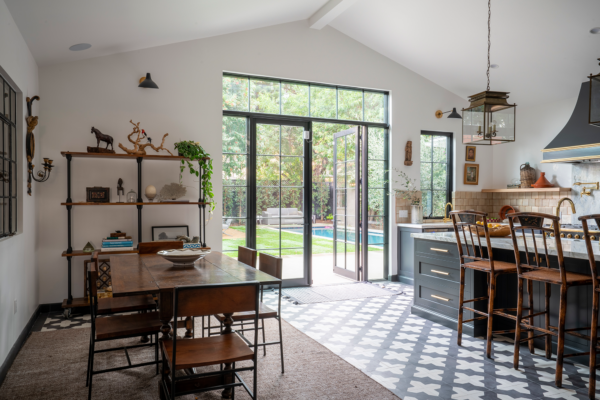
481;188;571;193
60;151;207;161
61;202;210;206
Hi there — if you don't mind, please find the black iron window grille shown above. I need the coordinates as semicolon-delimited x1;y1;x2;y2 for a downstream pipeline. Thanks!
0;74;17;238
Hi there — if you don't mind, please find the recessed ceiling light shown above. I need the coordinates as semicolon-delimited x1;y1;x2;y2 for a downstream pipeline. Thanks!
69;43;91;51
591;27;600;34
490;64;499;69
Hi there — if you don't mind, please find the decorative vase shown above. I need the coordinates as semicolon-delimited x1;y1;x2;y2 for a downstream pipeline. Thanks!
411;204;423;224
145;185;157;202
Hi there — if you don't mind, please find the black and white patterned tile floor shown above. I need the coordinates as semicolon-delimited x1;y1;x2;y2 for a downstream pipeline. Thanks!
36;283;597;399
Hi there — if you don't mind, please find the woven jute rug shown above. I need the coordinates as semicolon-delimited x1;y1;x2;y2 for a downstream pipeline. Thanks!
0;317;400;400
282;283;401;305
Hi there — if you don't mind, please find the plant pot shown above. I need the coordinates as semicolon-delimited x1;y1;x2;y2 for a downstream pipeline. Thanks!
411;205;423;224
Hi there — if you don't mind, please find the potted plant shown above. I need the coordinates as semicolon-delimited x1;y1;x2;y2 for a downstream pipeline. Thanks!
174;141;214;210
394;169;422;224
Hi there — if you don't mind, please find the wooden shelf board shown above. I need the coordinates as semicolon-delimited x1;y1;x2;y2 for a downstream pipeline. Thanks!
62;297;89;309
61;202;209;206
62;247;211;257
60;151;209;161
481;188;571;193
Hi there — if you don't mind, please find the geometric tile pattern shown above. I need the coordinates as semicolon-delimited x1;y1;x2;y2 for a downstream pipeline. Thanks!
36;282;595;399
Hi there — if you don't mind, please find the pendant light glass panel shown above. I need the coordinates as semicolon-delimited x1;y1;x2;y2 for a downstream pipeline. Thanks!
590;73;600;127
462;95;516;145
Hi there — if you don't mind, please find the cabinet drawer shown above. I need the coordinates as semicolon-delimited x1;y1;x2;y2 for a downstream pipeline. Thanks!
415;239;459;262
418;260;460;282
420;285;459;309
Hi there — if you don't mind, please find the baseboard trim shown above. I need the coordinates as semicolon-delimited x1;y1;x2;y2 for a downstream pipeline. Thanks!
39;302;63;313
398;275;414;285
0;305;40;388
388;274;399;282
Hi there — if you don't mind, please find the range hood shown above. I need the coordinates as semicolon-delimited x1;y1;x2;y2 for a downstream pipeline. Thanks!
542;82;600;163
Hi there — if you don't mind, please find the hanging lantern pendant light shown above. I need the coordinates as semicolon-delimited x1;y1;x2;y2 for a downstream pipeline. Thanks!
462;0;516;145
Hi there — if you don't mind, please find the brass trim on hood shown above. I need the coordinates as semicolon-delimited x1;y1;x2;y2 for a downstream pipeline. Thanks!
541;143;600;152
540;154;600;163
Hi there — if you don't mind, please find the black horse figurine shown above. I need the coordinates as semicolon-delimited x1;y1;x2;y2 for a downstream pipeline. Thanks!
91;127;114;150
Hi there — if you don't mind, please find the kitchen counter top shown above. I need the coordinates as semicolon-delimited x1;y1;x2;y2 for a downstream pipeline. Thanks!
397;222;454;229
410;232;598;262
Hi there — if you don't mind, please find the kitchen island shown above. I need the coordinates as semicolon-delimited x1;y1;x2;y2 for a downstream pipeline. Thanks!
410;232;596;362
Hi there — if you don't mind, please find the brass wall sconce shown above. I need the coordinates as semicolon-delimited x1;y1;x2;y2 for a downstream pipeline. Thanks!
574;181;599;197
435;108;462;119
25;96;54;195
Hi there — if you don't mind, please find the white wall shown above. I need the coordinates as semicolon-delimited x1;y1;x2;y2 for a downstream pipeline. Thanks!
492;95;577;188
0;0;39;369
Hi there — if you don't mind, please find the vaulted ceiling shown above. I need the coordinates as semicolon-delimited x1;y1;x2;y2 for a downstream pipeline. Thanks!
6;0;600;107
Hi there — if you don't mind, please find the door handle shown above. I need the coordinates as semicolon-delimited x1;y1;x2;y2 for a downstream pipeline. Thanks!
430;248;449;253
431;294;450;302
431;269;449;275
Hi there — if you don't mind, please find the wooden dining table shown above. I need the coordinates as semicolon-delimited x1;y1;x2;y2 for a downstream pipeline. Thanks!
110;251;281;340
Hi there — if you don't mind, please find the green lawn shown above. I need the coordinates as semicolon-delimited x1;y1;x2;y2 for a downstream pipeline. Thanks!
223;226;382;257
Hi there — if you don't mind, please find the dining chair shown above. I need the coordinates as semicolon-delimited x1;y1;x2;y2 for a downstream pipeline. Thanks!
86;259;162;400
578;214;600;399
508;212;594;387
211;252;285;373
159;281;260;400
89;251;157;315
138;240;183;254
450;210;521;358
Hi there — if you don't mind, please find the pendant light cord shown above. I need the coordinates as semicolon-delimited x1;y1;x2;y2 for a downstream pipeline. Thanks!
487;0;491;91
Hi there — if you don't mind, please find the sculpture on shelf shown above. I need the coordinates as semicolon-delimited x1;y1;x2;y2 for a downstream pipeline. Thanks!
88;127;115;153
404;141;413;166
117;178;124;202
118;120;174;156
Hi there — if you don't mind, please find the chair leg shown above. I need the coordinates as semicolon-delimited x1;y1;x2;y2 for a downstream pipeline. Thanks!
457;266;466;347
526;279;535;354
555;285;568;387
545;282;552;359
590;289;599;399
514;277;524;370
278;316;285;374
261;319;266;356
86;335;92;387
155;333;159;375
486;273;495;359
88;339;95;400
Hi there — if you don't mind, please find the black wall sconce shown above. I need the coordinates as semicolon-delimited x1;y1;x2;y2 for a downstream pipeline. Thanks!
138;73;159;89
435;108;462;119
26;96;54;196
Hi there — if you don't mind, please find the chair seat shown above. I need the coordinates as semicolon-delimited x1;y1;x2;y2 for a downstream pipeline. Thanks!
95;311;162;341
214;303;278;322
161;334;254;370
520;269;593;285
464;260;518;273
97;294;156;315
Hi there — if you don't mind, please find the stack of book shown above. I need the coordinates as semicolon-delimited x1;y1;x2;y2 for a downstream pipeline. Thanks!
101;232;133;252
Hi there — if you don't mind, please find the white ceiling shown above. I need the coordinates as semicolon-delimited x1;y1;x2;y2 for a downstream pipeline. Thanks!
6;0;600;106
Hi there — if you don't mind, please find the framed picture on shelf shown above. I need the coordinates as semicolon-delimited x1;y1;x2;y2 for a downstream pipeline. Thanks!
464;163;479;185
465;146;476;162
152;225;189;241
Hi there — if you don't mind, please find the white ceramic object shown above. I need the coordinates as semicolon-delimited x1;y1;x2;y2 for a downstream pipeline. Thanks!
145;185;157;202
411;205;423;224
157;248;210;266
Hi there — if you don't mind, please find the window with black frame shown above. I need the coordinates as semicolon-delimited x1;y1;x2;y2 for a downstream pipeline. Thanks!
1;74;17;238
420;131;452;219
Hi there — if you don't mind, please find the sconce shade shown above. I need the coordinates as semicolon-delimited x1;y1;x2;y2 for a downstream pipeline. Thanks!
462;91;516;145
138;73;159;89
590;60;600;127
447;108;462;119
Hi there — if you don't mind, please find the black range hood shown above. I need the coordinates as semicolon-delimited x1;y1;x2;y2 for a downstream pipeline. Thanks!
542;81;600;163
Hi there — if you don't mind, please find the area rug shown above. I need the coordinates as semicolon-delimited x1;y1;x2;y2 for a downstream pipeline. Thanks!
0;317;400;400
281;282;401;305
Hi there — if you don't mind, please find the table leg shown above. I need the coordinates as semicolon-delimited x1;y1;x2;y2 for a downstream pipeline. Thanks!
221;313;234;399
141;310;150;343
159;289;173;341
184;317;194;338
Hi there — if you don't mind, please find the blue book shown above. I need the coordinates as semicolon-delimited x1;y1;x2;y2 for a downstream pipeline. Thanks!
102;241;133;247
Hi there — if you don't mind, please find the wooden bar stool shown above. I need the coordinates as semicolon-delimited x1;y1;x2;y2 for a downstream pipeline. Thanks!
450;210;522;358
508;212;594;388
578;214;600;399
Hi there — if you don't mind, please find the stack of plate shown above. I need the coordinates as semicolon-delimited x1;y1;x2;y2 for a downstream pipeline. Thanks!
157;248;211;266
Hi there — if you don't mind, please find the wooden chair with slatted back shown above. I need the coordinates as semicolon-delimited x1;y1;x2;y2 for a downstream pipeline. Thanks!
138;240;183;254
159;282;260;400
450;210;521;359
238;246;257;269
577;214;600;398
508;212;594;387
86;253;162;400
210;252;285;373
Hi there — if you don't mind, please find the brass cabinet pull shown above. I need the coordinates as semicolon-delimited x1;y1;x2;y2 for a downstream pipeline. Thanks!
430;248;448;253
431;269;449;275
431;294;450;302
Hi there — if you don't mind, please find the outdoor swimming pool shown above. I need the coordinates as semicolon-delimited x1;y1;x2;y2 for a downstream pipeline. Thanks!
281;226;384;247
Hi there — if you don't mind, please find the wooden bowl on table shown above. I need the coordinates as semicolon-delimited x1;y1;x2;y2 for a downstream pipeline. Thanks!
158;248;211;267
464;224;511;238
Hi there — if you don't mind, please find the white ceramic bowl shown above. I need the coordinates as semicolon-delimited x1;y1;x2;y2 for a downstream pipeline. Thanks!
157;248;211;266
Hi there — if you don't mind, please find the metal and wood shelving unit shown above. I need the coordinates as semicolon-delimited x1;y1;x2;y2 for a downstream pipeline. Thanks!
60;151;211;317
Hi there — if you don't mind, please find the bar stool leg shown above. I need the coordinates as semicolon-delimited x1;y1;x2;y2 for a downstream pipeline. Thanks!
590;289;599;400
514;277;524;369
457;266;466;346
544;283;552;359
555;285;568;387
485;273;496;359
526;279;535;354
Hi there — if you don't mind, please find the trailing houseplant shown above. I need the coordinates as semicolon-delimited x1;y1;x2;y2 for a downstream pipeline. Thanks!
174;141;214;211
